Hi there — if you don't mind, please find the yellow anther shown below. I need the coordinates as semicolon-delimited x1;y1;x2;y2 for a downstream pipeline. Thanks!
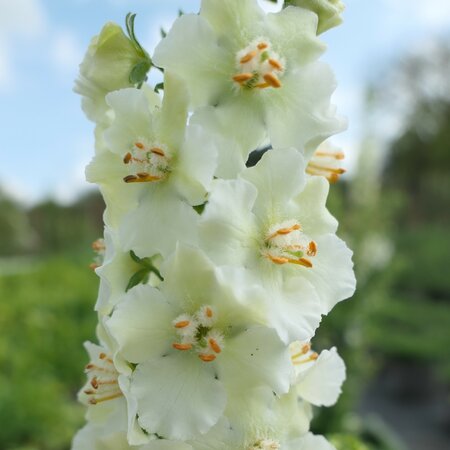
209;338;222;354
199;353;216;362
240;50;257;64
151;147;166;157
123;174;161;183
307;163;346;175
268;58;283;71
288;257;313;268
172;343;193;351
88;392;123;405
315;150;345;160
307;241;318;257
267;224;301;241
263;73;282;88
123;152;132;164
233;73;254;83
174;320;190;329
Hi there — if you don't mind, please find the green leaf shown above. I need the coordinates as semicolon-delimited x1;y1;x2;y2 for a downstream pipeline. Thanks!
125;12;151;59
126;268;151;292
129;60;151;85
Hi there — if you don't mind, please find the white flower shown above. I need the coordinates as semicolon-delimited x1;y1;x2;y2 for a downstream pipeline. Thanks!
86;73;218;256
199;148;355;342
77;321;148;446
153;0;345;177
74;22;150;124
106;245;293;441
290;341;346;407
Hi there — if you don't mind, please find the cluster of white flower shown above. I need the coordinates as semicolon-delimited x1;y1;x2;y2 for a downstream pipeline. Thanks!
72;1;355;449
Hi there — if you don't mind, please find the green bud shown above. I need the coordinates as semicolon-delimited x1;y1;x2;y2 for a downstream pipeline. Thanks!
79;21;150;93
286;0;345;34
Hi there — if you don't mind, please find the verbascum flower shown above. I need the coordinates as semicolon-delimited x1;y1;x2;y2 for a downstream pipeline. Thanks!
86;73;218;256
74;21;151;123
287;0;345;34
153;0;345;176
199;148;356;342
106;245;293;441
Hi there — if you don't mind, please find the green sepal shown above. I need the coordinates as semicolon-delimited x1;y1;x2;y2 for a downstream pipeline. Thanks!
154;82;164;93
126;268;150;292
129;60;152;85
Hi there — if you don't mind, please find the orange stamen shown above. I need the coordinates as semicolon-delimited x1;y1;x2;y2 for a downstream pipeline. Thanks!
205;307;213;318
257;42;268;50
209;338;222;354
307;241;317;257
267;254;289;265
172;343;192;351
255;82;270;89
267;224;301;241
268;58;283;71
263;73;281;88
151;147;165;157
233;73;254;83
288;257;313;268
315;150;345;160
135;142;145;150
240;50;257;64
88;392;123;405
174;320;190;329
199;354;216;362
307;163;346;175
123;152;132;164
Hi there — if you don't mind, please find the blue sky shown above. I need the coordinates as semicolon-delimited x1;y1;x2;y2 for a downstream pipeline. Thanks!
1;0;449;205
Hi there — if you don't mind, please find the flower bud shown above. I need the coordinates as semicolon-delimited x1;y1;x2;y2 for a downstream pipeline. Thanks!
74;22;151;122
287;0;345;34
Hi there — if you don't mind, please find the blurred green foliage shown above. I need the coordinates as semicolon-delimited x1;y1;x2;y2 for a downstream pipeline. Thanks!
0;255;98;449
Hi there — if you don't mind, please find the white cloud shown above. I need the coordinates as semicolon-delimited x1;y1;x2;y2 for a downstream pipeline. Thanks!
50;30;84;74
0;0;47;90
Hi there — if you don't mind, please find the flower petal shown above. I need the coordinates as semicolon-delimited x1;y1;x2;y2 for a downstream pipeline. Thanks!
153;14;232;108
119;187;199;258
199;178;259;267
301;234;356;312
106;284;175;364
288;175;338;236
265;6;325;65
267;62;346;160
242;148;307;219
132;352;226;440
296;347;346;407
218;326;292;395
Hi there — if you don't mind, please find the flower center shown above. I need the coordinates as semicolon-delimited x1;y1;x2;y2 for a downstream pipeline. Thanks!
84;351;123;405
89;238;105;270
306;145;346;183
251;439;281;450
290;342;319;367
262;220;317;268
122;138;171;184
233;38;285;90
171;305;225;363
